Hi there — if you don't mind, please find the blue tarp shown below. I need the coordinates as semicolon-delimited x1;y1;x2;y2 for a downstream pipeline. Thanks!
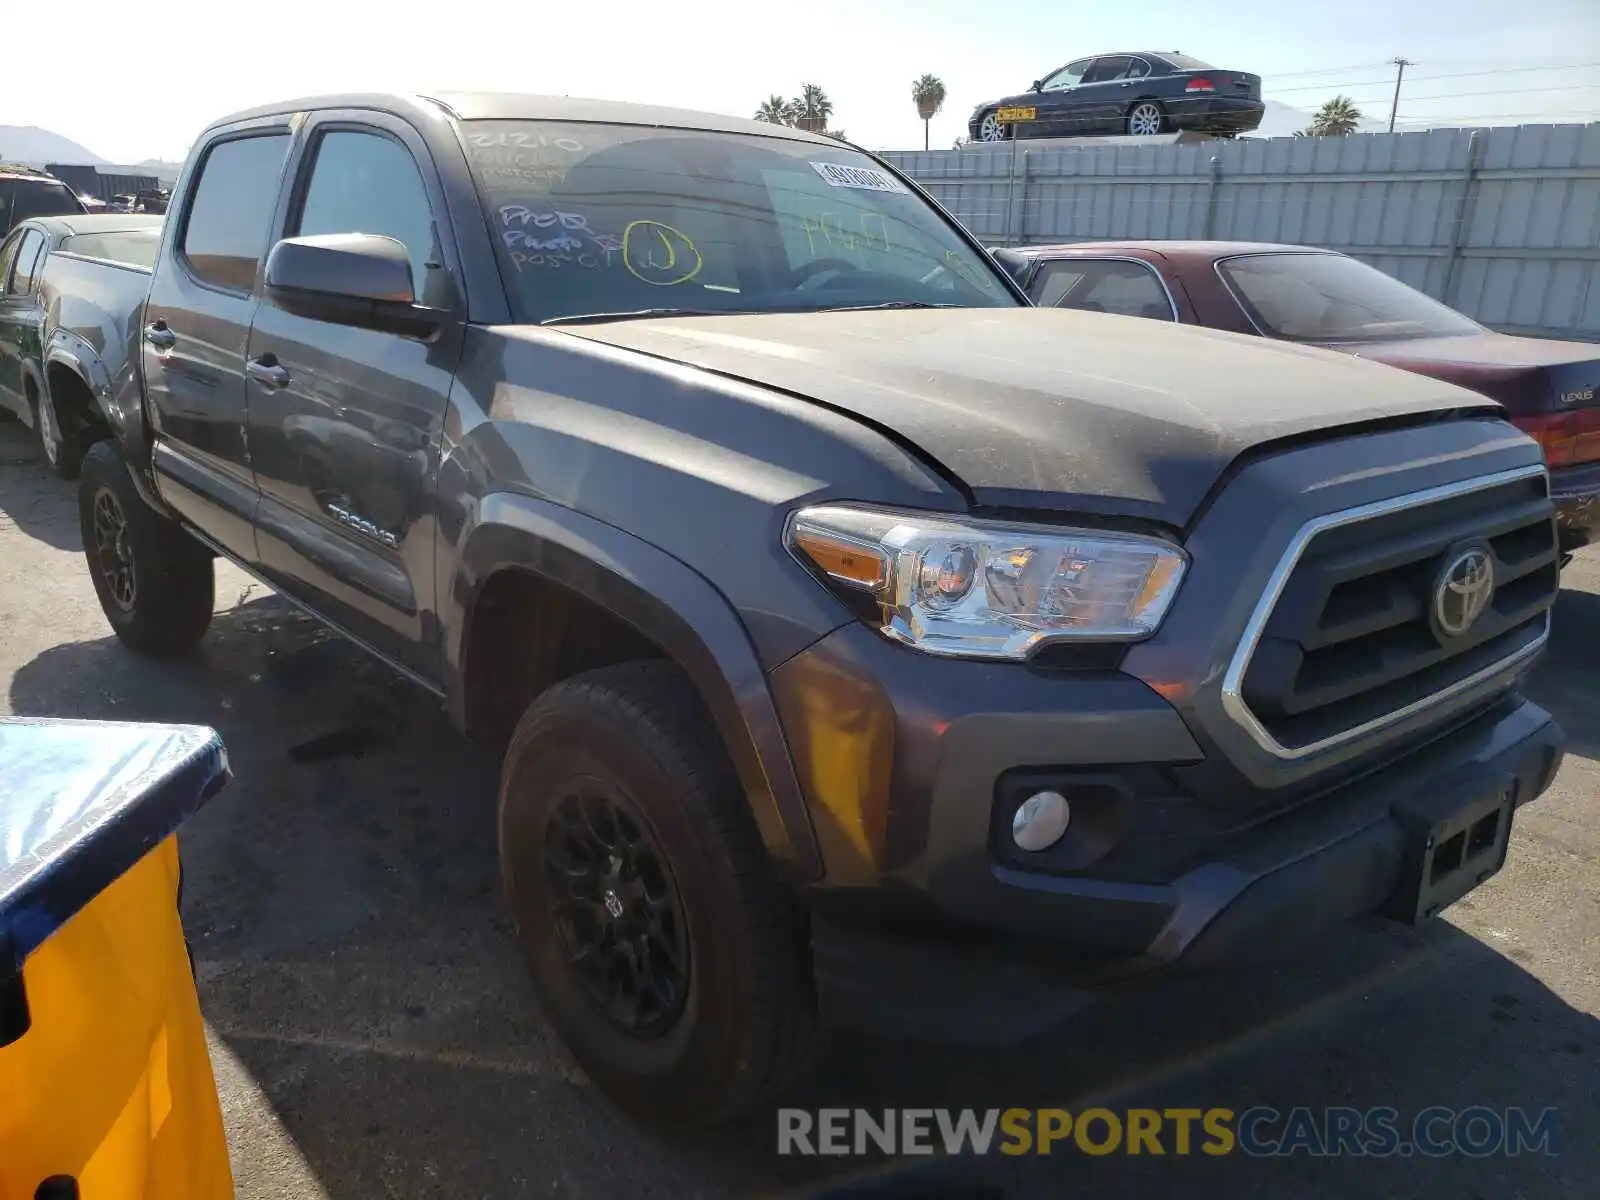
0;718;229;973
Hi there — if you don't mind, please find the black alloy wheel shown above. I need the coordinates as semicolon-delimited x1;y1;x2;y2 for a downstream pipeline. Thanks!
542;783;690;1036
91;487;137;612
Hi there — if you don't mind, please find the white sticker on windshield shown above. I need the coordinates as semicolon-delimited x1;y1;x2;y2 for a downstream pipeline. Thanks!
809;161;907;193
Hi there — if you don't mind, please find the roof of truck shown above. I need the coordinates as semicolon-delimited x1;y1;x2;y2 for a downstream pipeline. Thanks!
207;92;843;147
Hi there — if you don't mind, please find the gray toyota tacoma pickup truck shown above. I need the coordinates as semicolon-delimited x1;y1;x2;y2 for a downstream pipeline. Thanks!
66;91;1564;1124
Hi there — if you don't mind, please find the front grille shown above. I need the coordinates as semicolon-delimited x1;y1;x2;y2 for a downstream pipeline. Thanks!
1229;468;1558;756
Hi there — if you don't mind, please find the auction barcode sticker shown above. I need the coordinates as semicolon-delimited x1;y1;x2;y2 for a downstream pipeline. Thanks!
809;161;906;193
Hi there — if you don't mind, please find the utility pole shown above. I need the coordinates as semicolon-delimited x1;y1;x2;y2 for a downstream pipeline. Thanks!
1388;57;1413;133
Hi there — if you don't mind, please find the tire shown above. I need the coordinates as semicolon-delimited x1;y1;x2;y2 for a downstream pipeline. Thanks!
498;660;818;1125
1126;100;1167;136
78;440;215;657
29;385;83;480
977;110;1011;143
34;385;87;480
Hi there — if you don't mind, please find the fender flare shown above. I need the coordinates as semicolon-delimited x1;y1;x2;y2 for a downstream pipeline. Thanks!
450;492;823;884
44;331;170;515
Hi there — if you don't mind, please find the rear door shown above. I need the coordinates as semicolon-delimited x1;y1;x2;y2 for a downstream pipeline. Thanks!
143;122;293;561
0;226;46;412
244;111;466;679
1074;56;1140;133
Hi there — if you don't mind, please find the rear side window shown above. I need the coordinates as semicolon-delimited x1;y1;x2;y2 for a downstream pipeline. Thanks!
0;227;23;285
61;229;162;271
181;133;290;291
8;229;46;294
9;179;83;226
293;129;436;297
1033;259;1175;321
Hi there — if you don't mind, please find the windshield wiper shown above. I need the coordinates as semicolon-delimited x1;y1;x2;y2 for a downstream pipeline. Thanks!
542;308;749;326
809;301;962;313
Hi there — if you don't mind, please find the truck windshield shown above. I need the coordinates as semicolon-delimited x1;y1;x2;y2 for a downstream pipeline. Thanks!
461;120;1018;323
1218;252;1483;343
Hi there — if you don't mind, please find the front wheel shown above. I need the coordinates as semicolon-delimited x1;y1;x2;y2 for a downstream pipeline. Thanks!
1127;101;1167;136
977;111;1012;143
78;441;215;657
498;661;818;1125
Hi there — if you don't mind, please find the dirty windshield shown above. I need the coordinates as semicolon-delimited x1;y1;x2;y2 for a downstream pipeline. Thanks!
461;120;1018;323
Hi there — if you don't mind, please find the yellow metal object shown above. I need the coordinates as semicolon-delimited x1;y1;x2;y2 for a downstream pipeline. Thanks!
0;835;233;1200
997;106;1037;123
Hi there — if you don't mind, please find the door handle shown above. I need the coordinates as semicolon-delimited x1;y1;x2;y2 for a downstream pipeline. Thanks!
246;355;290;389
145;321;175;350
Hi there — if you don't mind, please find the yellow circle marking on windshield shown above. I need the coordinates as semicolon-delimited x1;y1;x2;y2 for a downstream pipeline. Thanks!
622;220;703;286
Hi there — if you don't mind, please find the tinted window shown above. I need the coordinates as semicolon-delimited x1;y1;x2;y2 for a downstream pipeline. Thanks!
294;130;436;297
60;229;162;271
9;179;83;225
1034;259;1174;320
463;120;1015;324
8;230;46;294
1218;253;1481;342
181;133;290;291
0;228;23;286
1158;53;1215;70
1041;60;1091;90
1084;57;1135;84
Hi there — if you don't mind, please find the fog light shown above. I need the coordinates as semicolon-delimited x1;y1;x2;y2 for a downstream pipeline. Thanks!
1011;790;1071;852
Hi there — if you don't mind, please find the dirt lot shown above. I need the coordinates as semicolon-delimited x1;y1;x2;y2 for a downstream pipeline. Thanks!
1;417;1596;1198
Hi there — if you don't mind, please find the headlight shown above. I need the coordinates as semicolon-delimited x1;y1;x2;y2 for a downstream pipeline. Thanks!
786;505;1187;660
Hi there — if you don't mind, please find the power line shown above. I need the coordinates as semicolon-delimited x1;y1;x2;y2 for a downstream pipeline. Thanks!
1269;62;1600;95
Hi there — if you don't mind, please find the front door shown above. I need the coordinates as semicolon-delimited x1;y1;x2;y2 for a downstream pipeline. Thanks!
1032;59;1093;137
244;112;466;681
143;125;293;561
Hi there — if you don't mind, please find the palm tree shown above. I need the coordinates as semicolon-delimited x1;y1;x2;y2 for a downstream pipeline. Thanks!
754;95;791;124
1302;96;1364;137
796;84;833;133
911;74;947;152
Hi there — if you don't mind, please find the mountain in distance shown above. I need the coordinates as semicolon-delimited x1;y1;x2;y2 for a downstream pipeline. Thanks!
0;125;106;164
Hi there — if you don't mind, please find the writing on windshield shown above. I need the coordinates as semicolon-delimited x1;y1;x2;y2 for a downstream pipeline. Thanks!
462;120;1015;322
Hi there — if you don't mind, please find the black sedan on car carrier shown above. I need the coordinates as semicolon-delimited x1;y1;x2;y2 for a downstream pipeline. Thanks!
971;50;1264;142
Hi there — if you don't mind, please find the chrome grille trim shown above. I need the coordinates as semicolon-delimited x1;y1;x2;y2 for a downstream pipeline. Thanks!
1220;463;1552;760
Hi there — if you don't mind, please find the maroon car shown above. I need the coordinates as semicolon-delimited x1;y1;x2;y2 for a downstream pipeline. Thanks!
993;241;1600;555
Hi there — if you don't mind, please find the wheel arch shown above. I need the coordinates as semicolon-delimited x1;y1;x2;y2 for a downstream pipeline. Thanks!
449;491;823;884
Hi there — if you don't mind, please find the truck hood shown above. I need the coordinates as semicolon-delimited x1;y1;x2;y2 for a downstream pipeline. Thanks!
564;308;1495;526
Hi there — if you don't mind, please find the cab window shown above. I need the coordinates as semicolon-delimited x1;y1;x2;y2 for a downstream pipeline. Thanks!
181;133;291;292
293;129;438;300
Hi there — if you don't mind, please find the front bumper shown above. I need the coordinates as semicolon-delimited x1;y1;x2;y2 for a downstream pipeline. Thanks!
772;625;1561;1043
1551;459;1600;551
1165;95;1265;132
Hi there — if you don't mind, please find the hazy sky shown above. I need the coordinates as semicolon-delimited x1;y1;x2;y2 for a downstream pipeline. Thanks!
6;0;1598;162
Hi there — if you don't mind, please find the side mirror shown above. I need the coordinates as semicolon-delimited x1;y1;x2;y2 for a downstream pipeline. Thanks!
1030;79;1043;91
264;233;441;337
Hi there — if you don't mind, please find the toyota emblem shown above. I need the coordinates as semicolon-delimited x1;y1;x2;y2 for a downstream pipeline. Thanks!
1432;545;1496;639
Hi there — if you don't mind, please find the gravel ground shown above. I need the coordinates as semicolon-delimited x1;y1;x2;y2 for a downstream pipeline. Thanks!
1;418;1595;1198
